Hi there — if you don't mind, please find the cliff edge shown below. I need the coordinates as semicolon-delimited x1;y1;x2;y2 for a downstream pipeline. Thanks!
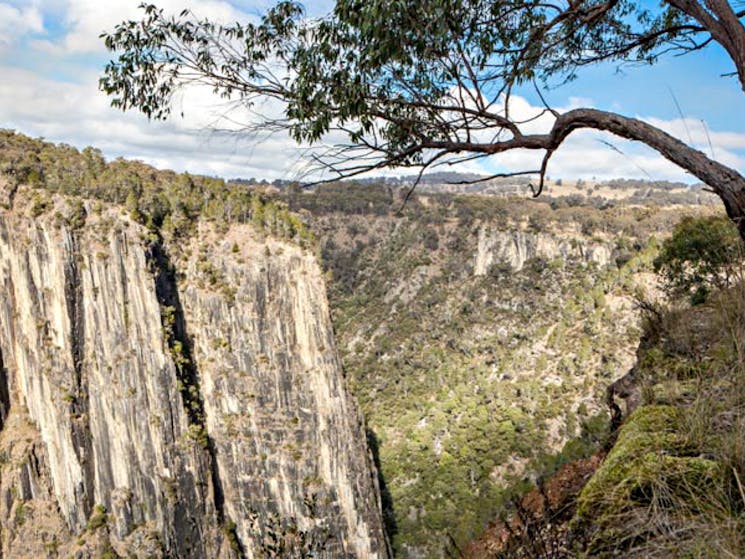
0;168;390;558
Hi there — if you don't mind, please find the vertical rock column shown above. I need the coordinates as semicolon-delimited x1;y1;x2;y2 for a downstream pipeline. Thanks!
0;206;390;558
0;211;222;557
180;226;391;559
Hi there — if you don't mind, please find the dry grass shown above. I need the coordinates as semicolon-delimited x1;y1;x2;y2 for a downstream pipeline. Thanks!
586;279;745;558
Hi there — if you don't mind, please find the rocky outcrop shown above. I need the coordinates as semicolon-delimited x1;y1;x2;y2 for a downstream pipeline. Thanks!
179;224;389;558
0;196;389;558
474;226;613;275
462;453;604;559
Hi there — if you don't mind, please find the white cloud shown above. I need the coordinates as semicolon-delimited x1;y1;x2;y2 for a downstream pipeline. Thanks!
0;3;44;51
0;64;311;180
33;0;250;55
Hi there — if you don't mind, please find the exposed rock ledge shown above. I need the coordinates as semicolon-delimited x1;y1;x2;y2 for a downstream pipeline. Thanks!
474;226;613;275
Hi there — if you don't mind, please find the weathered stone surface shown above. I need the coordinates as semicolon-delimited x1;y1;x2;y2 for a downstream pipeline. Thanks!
0;199;389;558
474;226;613;275
180;224;389;559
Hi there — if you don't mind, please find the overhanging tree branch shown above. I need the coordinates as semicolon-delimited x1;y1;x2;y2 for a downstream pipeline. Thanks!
100;1;745;238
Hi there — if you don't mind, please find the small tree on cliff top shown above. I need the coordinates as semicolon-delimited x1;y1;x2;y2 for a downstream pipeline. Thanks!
101;1;745;238
655;215;742;304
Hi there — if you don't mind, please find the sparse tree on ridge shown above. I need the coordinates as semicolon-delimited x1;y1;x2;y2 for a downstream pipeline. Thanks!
101;1;745;238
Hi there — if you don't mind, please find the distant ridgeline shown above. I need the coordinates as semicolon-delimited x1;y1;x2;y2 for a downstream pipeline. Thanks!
304;172;718;207
0;130;312;247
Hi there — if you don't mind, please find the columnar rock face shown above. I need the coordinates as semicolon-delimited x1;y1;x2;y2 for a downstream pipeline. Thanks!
0;198;389;558
474;226;613;275
177;224;389;558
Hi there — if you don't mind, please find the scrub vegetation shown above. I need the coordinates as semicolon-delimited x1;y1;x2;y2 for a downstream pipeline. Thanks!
290;183;714;556
0;129;312;248
572;271;745;557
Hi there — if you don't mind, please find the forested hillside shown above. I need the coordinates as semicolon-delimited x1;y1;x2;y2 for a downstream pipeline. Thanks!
0;130;311;249
3;130;738;558
466;215;745;558
289;183;716;557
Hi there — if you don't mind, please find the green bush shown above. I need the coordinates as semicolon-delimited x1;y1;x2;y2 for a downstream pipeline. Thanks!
654;215;742;304
0;130;314;247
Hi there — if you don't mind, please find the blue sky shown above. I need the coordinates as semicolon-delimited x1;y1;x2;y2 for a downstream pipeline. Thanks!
1;0;743;183
542;44;745;132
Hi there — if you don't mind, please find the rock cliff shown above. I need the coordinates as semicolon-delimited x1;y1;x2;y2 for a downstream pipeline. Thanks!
473;226;613;275
0;189;389;558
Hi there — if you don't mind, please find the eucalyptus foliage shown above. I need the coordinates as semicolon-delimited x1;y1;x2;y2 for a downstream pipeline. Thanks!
101;2;745;236
655;215;743;304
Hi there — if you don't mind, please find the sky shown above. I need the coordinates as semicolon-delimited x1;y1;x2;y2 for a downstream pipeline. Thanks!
1;0;744;183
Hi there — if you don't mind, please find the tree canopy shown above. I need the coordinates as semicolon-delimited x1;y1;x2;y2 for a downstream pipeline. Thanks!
100;1;745;236
654;215;742;304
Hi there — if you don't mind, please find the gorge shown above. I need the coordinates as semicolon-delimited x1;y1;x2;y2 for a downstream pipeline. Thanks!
0;131;736;558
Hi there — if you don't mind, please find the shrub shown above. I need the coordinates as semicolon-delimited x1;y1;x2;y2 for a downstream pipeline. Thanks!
654;215;742;304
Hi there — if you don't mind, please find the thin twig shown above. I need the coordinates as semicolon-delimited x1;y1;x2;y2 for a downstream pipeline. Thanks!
733;467;745;507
